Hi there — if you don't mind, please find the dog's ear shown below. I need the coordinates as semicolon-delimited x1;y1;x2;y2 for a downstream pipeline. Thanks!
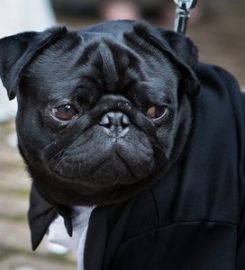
125;22;200;96
162;30;198;71
161;30;200;96
0;27;67;100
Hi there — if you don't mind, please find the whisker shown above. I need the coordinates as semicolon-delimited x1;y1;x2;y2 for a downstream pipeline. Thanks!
53;154;67;173
151;142;167;156
71;156;79;178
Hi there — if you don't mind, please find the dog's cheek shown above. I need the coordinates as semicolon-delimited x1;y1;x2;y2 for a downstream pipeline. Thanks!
16;108;54;158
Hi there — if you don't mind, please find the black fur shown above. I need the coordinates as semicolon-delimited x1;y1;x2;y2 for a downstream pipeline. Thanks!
0;20;199;206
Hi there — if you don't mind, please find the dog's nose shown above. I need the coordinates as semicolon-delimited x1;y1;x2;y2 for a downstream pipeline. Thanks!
99;112;130;137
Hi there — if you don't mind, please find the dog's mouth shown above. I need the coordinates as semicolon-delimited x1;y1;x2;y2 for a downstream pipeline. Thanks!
49;142;155;188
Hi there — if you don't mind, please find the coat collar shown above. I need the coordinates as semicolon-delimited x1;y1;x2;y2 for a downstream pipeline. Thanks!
28;184;73;250
29;182;135;270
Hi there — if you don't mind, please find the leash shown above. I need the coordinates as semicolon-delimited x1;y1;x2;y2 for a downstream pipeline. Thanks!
173;0;198;34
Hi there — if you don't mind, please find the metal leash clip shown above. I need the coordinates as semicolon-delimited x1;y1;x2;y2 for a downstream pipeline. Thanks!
173;0;197;34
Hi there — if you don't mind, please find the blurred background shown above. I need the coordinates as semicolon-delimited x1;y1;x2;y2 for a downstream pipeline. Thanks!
0;0;244;269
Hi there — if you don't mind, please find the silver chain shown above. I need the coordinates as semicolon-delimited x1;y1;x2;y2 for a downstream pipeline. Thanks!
173;0;197;34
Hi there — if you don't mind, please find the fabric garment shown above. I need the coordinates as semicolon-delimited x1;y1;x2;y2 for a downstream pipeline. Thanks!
28;62;245;269
48;206;93;252
48;206;94;270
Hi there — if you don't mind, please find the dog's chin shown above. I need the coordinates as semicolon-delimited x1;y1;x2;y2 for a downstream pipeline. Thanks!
30;151;161;206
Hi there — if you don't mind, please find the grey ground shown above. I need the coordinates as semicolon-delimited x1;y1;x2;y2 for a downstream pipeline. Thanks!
0;121;76;270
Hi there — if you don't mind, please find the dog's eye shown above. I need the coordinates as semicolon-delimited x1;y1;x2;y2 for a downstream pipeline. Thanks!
52;104;78;121
145;106;168;120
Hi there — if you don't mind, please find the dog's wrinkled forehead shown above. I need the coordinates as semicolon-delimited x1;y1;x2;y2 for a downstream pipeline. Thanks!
0;20;199;101
24;29;177;103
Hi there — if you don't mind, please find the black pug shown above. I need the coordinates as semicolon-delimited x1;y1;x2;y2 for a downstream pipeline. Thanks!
0;20;245;270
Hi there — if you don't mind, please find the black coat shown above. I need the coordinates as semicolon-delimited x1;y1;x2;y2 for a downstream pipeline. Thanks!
29;63;245;270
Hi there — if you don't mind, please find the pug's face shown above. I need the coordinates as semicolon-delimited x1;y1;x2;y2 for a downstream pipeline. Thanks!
0;21;199;205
